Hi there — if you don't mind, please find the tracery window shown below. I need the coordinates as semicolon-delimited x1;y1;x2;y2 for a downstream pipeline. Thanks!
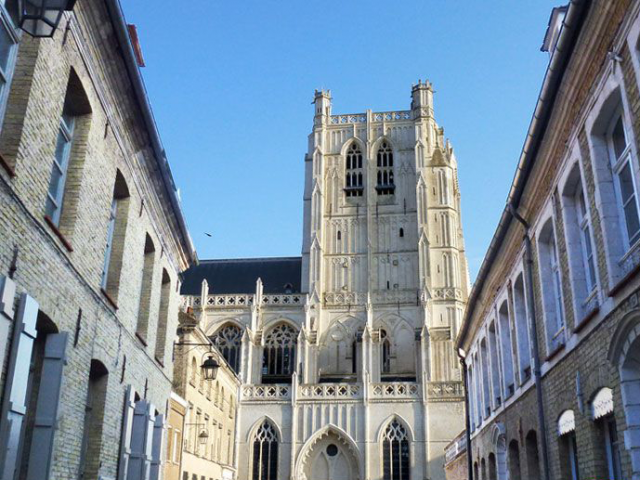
262;324;297;382
345;143;364;197
376;141;395;195
252;422;278;480
381;329;391;374
210;324;242;374
382;419;410;480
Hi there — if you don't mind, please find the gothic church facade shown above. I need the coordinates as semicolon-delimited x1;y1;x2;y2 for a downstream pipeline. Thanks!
182;82;469;480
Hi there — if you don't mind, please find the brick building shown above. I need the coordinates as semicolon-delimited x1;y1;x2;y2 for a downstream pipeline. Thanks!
457;1;640;479
444;432;468;480
0;1;195;479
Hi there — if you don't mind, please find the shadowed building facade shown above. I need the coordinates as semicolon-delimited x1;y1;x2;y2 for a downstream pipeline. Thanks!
458;2;640;480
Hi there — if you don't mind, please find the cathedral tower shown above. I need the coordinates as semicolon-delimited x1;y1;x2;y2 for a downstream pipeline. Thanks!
184;82;469;480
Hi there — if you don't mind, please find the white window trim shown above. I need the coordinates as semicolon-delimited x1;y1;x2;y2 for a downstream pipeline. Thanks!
584;70;640;289
0;5;19;130
606;106;640;250
534;206;566;354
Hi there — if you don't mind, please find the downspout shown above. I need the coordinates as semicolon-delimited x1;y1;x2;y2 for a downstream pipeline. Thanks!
458;351;473;480
508;204;551;480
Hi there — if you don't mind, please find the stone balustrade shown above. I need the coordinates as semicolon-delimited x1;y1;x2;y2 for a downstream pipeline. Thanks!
298;383;361;400
371;382;420;400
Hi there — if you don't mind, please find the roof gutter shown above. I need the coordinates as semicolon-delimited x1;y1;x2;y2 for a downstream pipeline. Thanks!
457;0;591;349
104;0;196;266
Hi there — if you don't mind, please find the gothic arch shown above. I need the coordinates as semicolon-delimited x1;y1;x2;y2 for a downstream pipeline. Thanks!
371;135;395;156
319;315;363;345
295;424;361;480
245;415;283;443
340;137;366;157
204;317;244;336
377;415;415;444
378;416;412;480
262;317;300;336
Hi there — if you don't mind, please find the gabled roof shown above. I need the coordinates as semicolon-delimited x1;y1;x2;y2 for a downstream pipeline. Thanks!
181;257;303;295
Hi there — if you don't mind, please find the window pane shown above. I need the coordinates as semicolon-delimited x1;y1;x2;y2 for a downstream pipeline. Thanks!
47;162;64;198
582;226;596;290
612;116;627;160
624;200;640;245
0;21;13;74
619;162;636;204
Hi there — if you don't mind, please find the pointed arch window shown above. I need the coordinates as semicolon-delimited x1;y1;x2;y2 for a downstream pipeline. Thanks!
382;419;410;480
376;141;395;195
381;329;391;375
345;142;364;197
210;324;242;374
262;324;297;383
252;422;278;480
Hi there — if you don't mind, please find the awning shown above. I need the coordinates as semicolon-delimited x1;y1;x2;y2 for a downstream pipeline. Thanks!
592;387;614;420
558;410;575;436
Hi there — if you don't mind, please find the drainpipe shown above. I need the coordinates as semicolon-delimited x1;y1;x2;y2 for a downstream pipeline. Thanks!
458;350;473;480
508;204;551;480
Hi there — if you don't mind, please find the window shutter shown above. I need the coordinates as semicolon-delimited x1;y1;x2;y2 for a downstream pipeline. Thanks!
149;414;164;480
127;400;155;480
0;293;38;480
25;332;69;480
117;385;136;480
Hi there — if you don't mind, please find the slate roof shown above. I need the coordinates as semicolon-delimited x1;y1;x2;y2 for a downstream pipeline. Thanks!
181;257;303;295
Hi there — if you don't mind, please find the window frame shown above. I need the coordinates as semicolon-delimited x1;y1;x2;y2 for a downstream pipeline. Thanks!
0;4;19;129
536;216;566;353
606;107;640;250
100;197;118;289
45;114;76;225
344;142;364;198
381;419;411;480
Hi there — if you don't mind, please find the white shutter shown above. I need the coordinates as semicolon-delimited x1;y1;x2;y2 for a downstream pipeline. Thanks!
0;292;38;480
118;385;137;480
149;414;165;480
127;400;155;480
25;332;69;480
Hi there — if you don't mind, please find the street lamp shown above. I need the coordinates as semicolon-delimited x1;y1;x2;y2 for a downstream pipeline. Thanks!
19;0;76;38
197;429;209;445
173;338;221;382
201;355;220;381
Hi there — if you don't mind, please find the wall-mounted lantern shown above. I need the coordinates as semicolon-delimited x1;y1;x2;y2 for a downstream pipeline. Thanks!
19;0;76;38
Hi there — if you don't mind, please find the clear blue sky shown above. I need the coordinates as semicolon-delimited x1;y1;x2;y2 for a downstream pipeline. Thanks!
122;1;559;280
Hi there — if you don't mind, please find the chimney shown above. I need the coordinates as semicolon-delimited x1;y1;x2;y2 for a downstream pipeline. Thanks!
541;5;568;58
127;24;146;67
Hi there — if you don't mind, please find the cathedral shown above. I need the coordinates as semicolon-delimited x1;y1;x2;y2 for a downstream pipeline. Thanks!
182;81;470;480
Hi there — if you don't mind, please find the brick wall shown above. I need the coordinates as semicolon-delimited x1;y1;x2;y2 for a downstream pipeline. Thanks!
0;2;192;479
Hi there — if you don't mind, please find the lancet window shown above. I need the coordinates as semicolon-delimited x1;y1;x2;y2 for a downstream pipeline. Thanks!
376;141;395;195
210;324;242;374
262;324;297;382
381;329;391;374
345;143;364;197
252;422;278;480
382;419;410;480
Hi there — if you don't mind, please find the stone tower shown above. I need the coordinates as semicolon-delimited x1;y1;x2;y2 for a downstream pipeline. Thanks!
183;82;470;480
301;81;469;385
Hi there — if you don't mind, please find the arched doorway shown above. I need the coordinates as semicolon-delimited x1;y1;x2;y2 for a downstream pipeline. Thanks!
297;427;360;480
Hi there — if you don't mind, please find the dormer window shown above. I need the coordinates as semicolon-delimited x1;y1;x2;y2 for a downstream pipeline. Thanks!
376;142;395;195
345;143;364;197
